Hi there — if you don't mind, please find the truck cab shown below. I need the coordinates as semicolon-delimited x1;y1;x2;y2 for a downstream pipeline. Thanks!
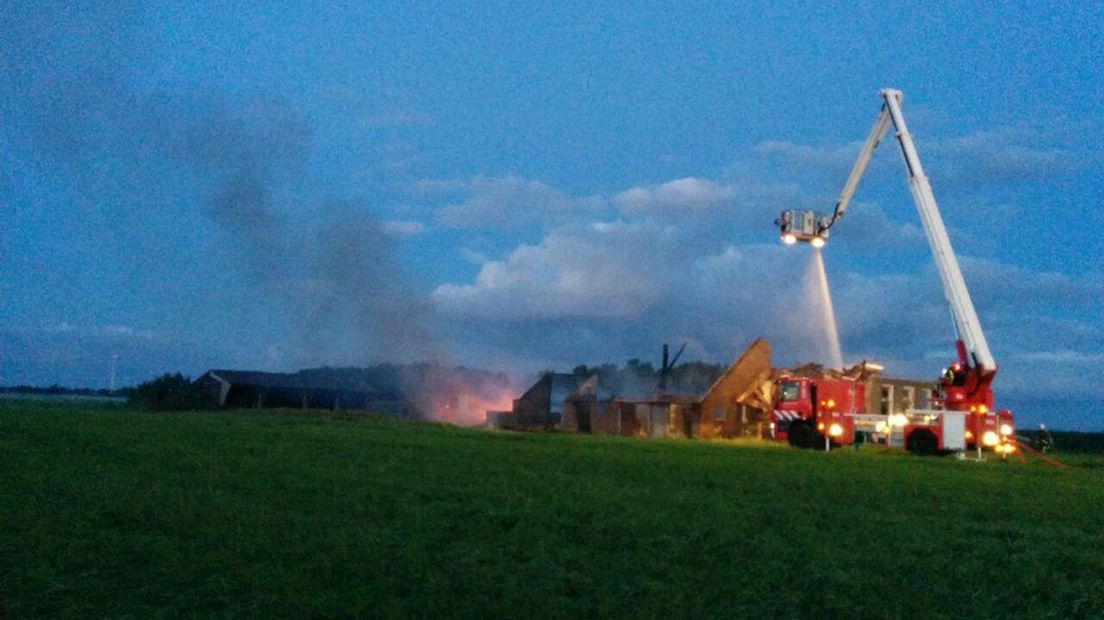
772;375;864;449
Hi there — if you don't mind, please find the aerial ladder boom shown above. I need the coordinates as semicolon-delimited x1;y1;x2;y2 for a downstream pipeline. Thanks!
822;90;997;383
774;88;1013;449
823;104;892;230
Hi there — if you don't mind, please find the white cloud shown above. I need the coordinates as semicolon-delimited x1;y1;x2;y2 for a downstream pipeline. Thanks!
958;257;1104;312
827;201;926;250
753;140;865;170
749;125;1082;189
432;219;684;320
932;128;1079;181
458;247;489;265
418;161;1099;411
615;177;736;216
408;177;467;196
436;175;607;229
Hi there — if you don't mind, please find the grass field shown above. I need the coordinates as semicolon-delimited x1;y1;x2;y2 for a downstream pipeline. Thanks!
3;401;1103;618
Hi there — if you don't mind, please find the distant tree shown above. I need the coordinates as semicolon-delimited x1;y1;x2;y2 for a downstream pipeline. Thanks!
129;373;209;411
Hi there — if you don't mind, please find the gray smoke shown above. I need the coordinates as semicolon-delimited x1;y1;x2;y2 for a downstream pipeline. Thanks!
15;8;439;370
180;103;439;366
305;208;438;364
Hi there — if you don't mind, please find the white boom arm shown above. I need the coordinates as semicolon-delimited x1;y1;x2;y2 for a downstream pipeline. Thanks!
824;105;892;228
827;89;996;374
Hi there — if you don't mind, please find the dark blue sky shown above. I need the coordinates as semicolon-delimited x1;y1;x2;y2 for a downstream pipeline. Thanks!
2;2;1101;428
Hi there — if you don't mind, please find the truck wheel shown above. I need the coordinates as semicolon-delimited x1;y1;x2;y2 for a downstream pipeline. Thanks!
786;423;802;448
789;422;815;449
906;429;938;455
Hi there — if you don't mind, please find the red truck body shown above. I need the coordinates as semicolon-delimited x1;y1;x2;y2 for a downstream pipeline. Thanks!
770;372;1016;455
771;376;863;447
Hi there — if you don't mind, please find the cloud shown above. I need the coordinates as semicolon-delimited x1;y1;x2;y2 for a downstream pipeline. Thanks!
431;202;928;371
615;177;736;216
753;140;865;171
426;164;1100;402
408;177;467;196
432;219;686;320
32;323;161;342
958;256;1104;312
827;201;926;250
380;220;427;237
436;175;608;229
932;128;1080;182
458;247;490;265
749;125;1083;190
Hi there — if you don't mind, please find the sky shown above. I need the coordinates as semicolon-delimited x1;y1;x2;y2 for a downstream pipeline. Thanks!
2;2;1102;428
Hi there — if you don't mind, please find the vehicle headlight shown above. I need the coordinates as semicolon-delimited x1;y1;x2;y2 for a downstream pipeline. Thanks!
890;413;908;427
828;423;843;437
874;421;887;433
999;424;1013;436
810;237;826;248
781;234;797;245
982;431;999;447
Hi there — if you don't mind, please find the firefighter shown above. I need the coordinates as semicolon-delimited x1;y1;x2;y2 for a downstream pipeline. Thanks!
1034;424;1053;454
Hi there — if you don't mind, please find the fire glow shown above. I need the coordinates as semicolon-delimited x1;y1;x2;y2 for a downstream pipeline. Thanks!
416;382;516;426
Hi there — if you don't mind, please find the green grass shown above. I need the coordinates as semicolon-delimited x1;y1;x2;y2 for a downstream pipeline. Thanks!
2;401;1103;618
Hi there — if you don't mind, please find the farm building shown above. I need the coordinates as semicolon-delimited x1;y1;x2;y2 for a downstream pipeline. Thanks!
555;339;773;439
563;395;701;438
698;339;773;439
196;369;380;411
493;337;938;443
869;376;939;415
493;373;586;430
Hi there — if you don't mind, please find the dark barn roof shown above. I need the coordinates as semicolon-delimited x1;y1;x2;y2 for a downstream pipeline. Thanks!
199;369;380;410
207;369;376;392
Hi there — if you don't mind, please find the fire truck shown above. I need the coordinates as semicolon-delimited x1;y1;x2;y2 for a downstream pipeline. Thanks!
771;89;1016;455
772;371;865;449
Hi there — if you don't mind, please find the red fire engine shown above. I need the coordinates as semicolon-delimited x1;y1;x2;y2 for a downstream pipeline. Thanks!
771;89;1016;455
772;374;864;449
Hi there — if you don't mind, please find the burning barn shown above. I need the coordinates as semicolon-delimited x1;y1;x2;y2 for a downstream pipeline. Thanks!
489;373;586;431
564;395;701;438
490;336;938;445
199;364;512;422
698;339;773;439
557;340;773;439
196;369;380;411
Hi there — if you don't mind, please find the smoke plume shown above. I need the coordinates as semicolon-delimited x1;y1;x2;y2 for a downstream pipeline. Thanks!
180;102;439;367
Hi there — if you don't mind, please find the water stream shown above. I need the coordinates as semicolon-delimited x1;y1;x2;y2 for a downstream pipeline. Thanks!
804;247;844;369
